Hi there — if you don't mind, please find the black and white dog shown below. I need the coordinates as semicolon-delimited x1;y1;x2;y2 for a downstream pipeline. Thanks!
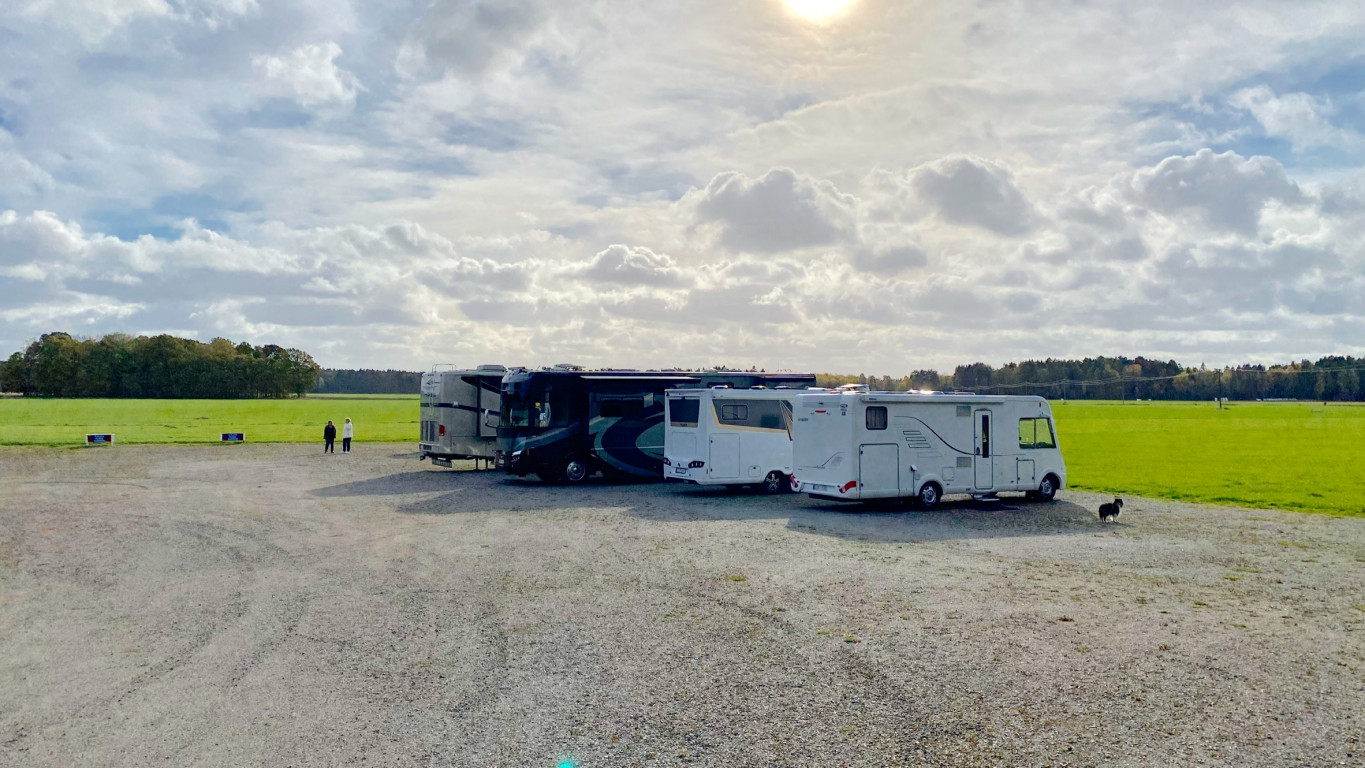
1098;498;1124;523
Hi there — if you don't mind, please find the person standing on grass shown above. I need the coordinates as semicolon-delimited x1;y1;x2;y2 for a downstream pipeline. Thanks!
342;417;354;454
323;420;337;453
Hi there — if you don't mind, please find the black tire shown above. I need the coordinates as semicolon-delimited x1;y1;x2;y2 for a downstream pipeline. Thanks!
1036;474;1059;502
562;456;591;485
917;482;942;510
761;471;787;495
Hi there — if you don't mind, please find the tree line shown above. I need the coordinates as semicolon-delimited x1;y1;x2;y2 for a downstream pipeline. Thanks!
816;355;1365;401
0;332;321;398
5;334;1362;402
314;369;422;394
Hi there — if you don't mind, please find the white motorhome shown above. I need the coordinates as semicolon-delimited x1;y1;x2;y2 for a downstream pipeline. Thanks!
418;365;506;468
664;387;816;492
791;391;1065;508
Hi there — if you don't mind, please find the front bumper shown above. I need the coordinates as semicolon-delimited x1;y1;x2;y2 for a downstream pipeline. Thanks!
495;450;527;474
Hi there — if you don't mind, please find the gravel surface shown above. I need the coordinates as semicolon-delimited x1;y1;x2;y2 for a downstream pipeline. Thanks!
1;444;1362;767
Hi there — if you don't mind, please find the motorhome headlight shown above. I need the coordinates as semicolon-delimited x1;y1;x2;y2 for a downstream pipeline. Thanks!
663;457;672;466
513;450;525;457
688;460;705;469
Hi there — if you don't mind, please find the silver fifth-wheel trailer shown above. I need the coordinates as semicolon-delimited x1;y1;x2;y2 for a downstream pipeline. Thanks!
663;386;818;493
419;365;506;468
791;391;1066;508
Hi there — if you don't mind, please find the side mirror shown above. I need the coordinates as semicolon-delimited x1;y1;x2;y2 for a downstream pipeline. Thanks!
484;410;500;429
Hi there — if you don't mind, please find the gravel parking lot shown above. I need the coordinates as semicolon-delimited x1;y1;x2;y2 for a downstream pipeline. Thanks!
2;444;1362;767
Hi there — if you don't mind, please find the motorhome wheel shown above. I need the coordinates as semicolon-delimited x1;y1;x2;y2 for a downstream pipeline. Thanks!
761;471;787;494
1037;475;1058;502
563;456;590;484
917;482;942;510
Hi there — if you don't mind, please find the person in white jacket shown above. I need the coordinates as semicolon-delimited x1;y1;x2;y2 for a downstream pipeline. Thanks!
342;417;354;453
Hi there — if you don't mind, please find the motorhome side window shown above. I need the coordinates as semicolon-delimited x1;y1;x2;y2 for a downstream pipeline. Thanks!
669;398;700;427
720;404;748;422
866;406;888;430
1018;417;1056;449
533;390;572;428
600;396;644;420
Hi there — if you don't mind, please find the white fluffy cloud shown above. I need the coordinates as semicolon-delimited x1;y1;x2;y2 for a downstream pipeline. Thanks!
908;157;1038;236
3;1;1365;371
1230;86;1359;153
690;168;858;253
253;42;361;109
1127;149;1305;236
575;244;688;287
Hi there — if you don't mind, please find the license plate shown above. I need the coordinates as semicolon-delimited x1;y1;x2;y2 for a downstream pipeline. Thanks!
673;466;688;475
808;483;835;494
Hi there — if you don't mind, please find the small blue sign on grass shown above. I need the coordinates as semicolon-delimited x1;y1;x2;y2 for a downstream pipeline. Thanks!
86;434;115;445
221;433;245;443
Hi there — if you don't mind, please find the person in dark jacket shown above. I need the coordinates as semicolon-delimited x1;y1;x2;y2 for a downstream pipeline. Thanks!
323;420;337;453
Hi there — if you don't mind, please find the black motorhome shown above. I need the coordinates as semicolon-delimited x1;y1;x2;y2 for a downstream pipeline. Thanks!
494;367;816;483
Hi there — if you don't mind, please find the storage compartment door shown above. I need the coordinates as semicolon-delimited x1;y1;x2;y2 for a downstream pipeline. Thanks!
859;444;900;495
710;433;740;478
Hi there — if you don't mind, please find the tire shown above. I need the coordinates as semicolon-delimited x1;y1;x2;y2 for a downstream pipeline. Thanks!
917;482;942;510
1036;474;1058;502
562;456;590;485
761;471;787;495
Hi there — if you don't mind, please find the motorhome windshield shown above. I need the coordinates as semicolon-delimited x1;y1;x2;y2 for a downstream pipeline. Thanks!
501;387;571;430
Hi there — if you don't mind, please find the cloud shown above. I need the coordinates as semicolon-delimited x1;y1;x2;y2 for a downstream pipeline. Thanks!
5;2;1365;371
1229;85;1358;153
850;243;927;275
908;156;1038;236
20;0;170;43
253;42;361;109
691;168;857;253
1127;149;1305;236
18;0;257;44
395;0;562;78
575;244;688;287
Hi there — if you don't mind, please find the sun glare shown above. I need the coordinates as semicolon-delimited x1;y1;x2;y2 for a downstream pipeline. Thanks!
784;0;855;20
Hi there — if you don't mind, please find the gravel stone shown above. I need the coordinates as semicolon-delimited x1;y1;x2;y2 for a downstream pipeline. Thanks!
1;444;1362;766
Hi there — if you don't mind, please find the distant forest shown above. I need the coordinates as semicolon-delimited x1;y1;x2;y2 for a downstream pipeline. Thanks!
817;355;1365;402
314;369;421;394
4;333;1363;402
1;332;320;398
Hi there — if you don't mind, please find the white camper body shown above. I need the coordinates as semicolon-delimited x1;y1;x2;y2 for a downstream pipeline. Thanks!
792;391;1066;508
663;387;808;492
419;365;506;467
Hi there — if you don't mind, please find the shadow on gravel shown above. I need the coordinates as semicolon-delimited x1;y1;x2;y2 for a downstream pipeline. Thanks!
647;487;1100;543
309;471;469;497
310;469;1098;541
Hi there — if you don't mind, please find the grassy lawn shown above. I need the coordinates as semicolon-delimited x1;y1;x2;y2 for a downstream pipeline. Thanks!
3;396;1363;515
1055;400;1365;516
305;394;420;400
0;397;419;445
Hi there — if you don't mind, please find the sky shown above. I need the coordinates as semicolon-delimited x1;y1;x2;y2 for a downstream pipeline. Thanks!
1;0;1364;374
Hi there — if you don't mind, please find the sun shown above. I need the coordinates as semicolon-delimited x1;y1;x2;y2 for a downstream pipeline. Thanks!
784;0;856;20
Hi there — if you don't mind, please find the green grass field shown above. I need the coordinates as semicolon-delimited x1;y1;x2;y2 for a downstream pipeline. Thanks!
0;396;419;445
2;397;1363;516
1054;401;1365;517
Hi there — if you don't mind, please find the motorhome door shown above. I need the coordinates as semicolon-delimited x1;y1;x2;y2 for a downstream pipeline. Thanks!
973;409;993;490
859;444;899;496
